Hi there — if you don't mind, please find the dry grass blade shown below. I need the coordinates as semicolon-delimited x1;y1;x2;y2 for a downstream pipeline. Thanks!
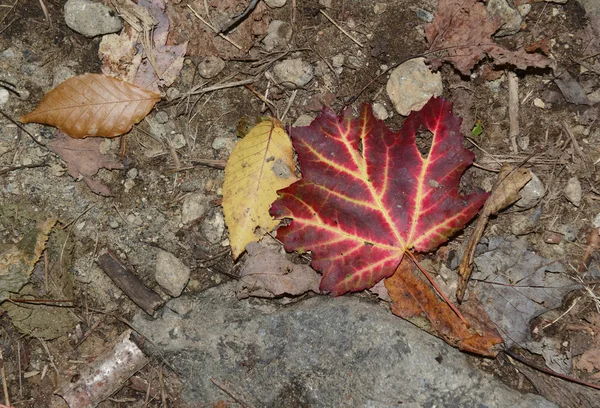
20;73;161;138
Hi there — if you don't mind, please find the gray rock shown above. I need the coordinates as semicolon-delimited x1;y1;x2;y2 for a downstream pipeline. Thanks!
372;102;389;120
155;250;190;297
292;114;314;127
563;176;582;207
386;57;443;116
126;168;138;179
198;56;225;79
518;4;532;16
0;89;8;106
331;53;345;68
64;0;122;38
263;20;292;51
211;136;237;153
272;58;314;89
515;172;545;209
487;0;522;37
181;193;208;224
133;283;556;407
201;209;225;244
264;0;286;7
169;133;187;149
593;213;600;228
154;111;169;124
415;7;434;22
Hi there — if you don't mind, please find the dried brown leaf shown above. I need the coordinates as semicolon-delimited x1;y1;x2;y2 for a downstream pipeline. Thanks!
48;131;124;196
457;165;531;301
425;0;550;74
0;218;57;304
384;256;503;357
236;243;321;299
20;73;160;138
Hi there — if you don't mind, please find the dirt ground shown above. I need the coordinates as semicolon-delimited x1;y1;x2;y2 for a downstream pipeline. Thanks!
1;0;600;406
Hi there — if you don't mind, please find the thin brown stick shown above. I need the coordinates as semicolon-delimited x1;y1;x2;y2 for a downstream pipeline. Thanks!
185;78;257;98
406;251;469;327
561;121;585;160
505;348;600;391
319;9;363;47
187;5;242;50
0;162;47;176
210;378;253;408
159;366;167;408
508;71;519;153
0;348;9;407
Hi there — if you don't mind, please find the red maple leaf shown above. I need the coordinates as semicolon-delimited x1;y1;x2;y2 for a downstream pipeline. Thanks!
271;97;489;296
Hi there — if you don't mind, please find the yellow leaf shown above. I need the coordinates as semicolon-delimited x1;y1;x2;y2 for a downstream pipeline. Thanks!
20;73;160;138
223;119;299;259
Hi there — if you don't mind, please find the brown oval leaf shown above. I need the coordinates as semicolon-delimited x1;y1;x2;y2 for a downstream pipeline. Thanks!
20;73;161;138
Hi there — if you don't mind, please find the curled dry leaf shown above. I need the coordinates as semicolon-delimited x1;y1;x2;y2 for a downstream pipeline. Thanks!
236;242;321;299
385;256;503;357
223;118;298;259
457;165;531;302
0;218;57;304
20;73;161;138
425;0;551;75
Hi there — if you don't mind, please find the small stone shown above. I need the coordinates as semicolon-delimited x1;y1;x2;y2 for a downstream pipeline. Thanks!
372;102;389;120
515;172;545;209
201;210;226;244
127;213;143;227
264;0;286;7
587;88;600;105
155;250;190;297
543;231;562;244
487;0;522;37
182;193;208;224
332;54;345;68
415;8;434;22
533;98;546;108
262;20;292;51
386;57;443;116
272;58;314;89
212;136;237;153
593;213;600;228
0;89;9;106
319;0;332;7
170;133;187;149
517;134;530;150
154;111;169;124
563;177;582;207
127;168;138;179
374;3;388;14
293;114;314;127
166;87;180;100
561;224;578;242
109;219;119;229
511;214;536;236
517;4;531;16
124;179;135;192
64;0;122;37
198;56;225;79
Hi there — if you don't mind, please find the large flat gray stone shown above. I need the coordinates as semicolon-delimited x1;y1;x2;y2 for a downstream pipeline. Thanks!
133;283;555;407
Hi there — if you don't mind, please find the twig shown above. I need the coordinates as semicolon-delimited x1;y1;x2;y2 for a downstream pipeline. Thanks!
184;78;257;98
508;71;519;153
159;366;167;408
406;251;469;327
0;348;9;407
541;297;578;330
280;90;297;121
34;335;60;378
561;121;585;160
187;5;242;50
218;0;260;34
319;10;363;47
0;108;46;148
505;348;600;391
0;162;47;176
37;0;51;28
97;252;165;316
244;84;277;113
210;378;253;408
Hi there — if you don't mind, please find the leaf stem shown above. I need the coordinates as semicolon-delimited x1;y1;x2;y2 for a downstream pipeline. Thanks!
405;251;470;327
